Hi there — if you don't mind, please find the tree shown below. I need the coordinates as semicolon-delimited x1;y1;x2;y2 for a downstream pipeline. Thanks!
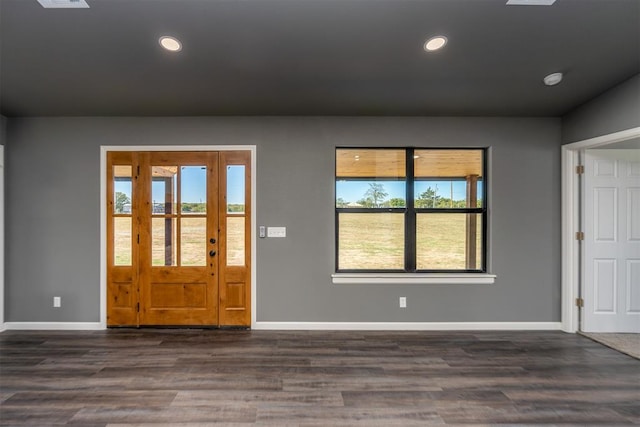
416;186;440;208
115;192;130;213
336;197;348;208
363;183;388;208
357;197;374;208
387;198;406;208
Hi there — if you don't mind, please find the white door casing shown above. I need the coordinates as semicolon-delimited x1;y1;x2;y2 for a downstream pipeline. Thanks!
583;149;640;332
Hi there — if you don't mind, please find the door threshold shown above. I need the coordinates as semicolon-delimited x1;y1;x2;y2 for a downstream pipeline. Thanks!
107;325;250;330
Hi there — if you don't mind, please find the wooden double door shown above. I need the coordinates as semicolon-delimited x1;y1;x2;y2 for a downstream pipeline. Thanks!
107;151;251;327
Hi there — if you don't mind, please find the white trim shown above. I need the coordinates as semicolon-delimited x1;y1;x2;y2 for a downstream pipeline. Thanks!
253;321;562;331
250;149;257;329
563;126;640;150
560;146;580;333
1;321;561;331
561;126;640;333
4;322;104;331
332;273;496;285
100;145;255;152
100;145;257;330
100;148;107;329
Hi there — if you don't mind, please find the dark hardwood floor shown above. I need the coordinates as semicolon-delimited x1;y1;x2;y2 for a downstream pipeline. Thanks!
1;329;638;426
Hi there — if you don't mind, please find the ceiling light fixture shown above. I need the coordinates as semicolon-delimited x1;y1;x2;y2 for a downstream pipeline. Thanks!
424;36;448;52
159;36;182;52
543;72;563;86
37;0;90;8
506;0;556;5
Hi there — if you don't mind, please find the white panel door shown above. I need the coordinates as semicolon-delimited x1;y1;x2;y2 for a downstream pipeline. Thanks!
583;149;640;332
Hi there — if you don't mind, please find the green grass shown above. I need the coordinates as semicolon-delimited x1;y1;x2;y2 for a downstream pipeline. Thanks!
114;216;246;267
115;213;480;270
339;213;482;270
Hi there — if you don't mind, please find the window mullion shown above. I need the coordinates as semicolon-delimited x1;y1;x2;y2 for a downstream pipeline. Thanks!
405;148;416;272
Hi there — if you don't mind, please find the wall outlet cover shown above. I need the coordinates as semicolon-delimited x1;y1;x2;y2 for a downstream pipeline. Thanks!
267;227;286;238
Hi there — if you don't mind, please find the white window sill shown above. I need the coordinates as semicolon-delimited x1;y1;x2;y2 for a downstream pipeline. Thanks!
331;273;496;285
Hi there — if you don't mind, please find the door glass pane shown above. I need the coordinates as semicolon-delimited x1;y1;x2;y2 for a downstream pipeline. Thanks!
416;213;483;270
181;217;206;266
181;166;207;214
226;217;245;266
227;165;245;213
113;217;131;266
152;217;177;266
152;166;177;214
338;213;404;270
113;166;132;214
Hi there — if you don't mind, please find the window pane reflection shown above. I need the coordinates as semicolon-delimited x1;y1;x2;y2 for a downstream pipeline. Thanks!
152;217;177;266
226;217;245;266
181;166;206;215
113;217;131;266
416;213;482;270
181;217;206;266
152;166;177;214
338;213;404;270
113;166;132;214
227;165;245;213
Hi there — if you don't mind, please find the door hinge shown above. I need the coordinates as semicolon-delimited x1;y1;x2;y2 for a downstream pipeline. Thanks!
576;165;584;175
136;302;140;312
576;231;584;241
576;297;584;308
137;234;140;244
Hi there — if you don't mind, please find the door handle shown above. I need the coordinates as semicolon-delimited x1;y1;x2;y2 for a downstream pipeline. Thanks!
209;250;216;257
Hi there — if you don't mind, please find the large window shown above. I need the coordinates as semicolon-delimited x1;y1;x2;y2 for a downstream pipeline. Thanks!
336;148;487;273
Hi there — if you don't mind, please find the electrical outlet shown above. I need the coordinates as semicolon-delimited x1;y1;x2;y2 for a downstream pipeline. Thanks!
53;296;61;308
399;296;407;308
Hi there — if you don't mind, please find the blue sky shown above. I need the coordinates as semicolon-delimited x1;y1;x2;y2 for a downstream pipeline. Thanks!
336;180;480;203
114;165;245;205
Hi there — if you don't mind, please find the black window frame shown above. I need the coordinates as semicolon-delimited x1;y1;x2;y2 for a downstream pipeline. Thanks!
335;147;488;274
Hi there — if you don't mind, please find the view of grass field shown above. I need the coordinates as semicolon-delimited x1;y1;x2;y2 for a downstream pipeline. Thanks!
339;213;482;270
114;216;245;267
116;213;479;270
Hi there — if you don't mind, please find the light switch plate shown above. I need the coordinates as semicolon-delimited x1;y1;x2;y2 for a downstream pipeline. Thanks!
267;227;286;238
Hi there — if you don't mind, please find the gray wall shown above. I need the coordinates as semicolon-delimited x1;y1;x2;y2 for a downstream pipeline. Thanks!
5;116;561;323
0;116;6;146
562;74;640;144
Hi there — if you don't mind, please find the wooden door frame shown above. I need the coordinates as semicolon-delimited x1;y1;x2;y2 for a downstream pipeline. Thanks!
561;126;640;333
100;145;257;329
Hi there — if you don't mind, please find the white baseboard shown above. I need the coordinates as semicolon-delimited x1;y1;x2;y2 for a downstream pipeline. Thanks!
1;321;563;332
3;322;105;331
252;321;563;331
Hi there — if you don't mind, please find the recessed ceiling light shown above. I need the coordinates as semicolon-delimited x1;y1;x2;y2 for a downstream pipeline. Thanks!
543;72;563;86
506;0;556;5
37;0;89;8
159;36;182;52
424;36;448;52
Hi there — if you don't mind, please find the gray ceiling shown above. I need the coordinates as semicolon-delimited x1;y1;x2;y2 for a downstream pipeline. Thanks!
0;0;638;117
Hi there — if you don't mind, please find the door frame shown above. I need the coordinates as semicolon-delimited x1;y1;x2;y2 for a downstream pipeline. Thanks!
100;145;257;329
561;126;640;332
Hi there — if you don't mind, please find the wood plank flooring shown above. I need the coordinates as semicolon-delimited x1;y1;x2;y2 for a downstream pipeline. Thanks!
1;330;639;426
